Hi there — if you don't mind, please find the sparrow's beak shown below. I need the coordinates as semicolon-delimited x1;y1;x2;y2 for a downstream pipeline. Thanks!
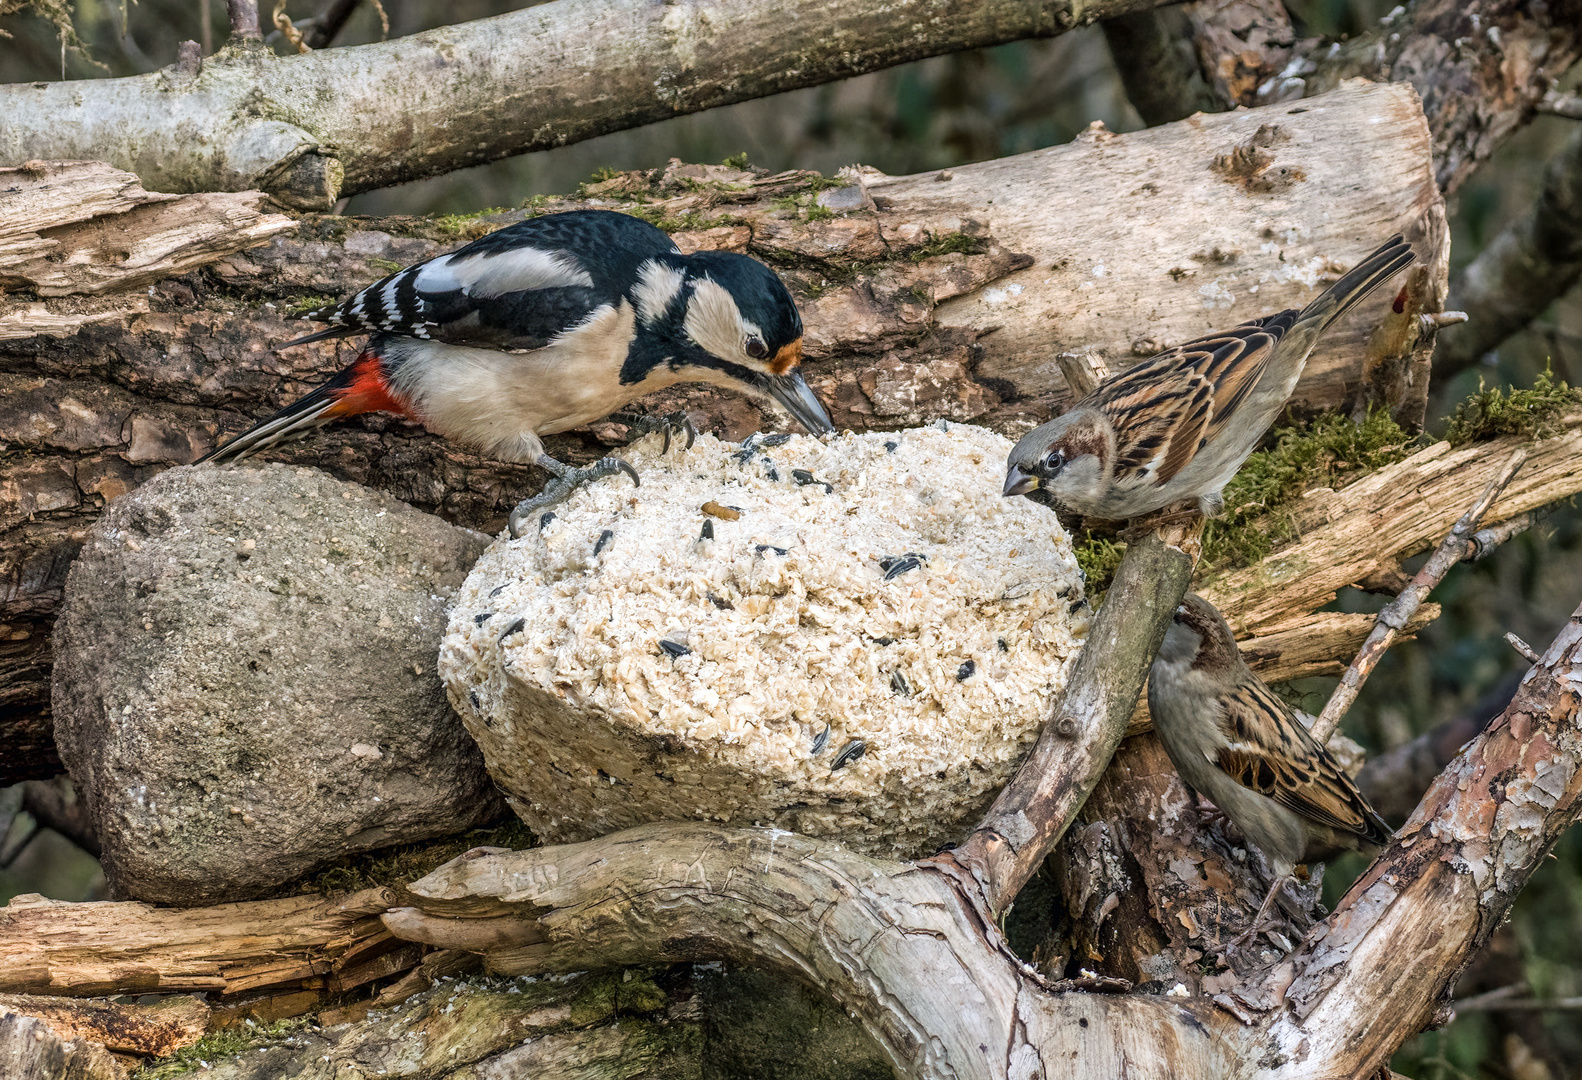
1002;464;1040;498
761;371;835;435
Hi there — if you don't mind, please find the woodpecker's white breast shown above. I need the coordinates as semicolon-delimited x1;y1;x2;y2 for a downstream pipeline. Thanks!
386;300;648;463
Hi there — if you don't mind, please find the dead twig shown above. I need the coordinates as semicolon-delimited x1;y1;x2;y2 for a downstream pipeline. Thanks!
1539;89;1582;120
227;0;262;40
1505;632;1541;663
1309;448;1528;744
950;519;1199;916
1453;982;1582;1012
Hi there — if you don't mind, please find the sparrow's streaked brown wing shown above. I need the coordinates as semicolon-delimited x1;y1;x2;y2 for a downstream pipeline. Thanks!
1082;319;1285;486
1209;676;1393;847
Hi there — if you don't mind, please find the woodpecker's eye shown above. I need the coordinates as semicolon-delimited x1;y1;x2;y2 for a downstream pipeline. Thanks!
745;336;769;360
1041;449;1065;475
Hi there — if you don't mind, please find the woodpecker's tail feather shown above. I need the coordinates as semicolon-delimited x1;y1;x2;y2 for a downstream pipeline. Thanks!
278;324;360;349
1296;234;1416;333
199;350;407;464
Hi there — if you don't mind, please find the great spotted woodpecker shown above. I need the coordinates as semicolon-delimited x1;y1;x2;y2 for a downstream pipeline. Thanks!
201;209;834;536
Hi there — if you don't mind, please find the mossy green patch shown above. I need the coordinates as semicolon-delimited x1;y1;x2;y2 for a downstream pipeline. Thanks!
133;1017;311;1079
1073;531;1126;600
908;231;986;261
720;152;751;169
432;209;511;238
363;257;403;275
1200;408;1424;569
1443;367;1582;445
616;204;747;233
278;818;537;898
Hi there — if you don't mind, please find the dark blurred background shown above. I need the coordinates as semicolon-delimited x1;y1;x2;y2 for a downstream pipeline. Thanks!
2;0;1579;1075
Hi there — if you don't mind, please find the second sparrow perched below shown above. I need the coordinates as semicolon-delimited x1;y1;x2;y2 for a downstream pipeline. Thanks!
1148;594;1392;946
1003;235;1414;520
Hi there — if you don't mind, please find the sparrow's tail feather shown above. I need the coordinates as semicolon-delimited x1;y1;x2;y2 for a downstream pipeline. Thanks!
198;349;408;464
1296;233;1416;333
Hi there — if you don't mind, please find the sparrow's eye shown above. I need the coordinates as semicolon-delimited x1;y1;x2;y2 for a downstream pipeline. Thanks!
745;336;769;360
1041;449;1065;475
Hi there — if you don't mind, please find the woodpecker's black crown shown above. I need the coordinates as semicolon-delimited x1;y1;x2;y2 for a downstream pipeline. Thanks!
683;250;803;358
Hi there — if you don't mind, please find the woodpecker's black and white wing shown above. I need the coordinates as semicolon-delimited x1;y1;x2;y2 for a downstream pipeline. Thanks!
284;210;682;352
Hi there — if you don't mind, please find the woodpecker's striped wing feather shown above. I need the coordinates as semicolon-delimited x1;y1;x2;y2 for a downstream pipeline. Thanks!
285;210;683;352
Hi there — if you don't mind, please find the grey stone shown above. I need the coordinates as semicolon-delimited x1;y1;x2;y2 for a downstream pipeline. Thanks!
51;463;503;903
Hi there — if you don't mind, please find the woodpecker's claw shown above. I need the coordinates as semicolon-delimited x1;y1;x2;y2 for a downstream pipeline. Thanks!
509;455;640;538
624;411;697;454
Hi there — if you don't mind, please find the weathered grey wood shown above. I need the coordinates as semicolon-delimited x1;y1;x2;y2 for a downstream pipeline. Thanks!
0;0;1184;208
884;79;1448;425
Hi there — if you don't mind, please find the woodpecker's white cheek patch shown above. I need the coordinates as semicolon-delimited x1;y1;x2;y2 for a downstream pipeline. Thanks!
436;246;595;299
442;424;1089;858
684;277;763;365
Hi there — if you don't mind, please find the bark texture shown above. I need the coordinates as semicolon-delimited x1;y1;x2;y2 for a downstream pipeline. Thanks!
1107;0;1582;198
0;0;1182;208
0;81;1448;782
0;161;294;340
0;1011;124;1080
0;992;207;1056
1202;410;1582;637
372;591;1582;1078
1253;0;1582;195
954;528;1197;916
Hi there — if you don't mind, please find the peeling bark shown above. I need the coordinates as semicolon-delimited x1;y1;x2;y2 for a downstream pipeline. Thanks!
0;992;207;1057
1202;410;1582;637
0;887;404;997
1242;599;1582;1078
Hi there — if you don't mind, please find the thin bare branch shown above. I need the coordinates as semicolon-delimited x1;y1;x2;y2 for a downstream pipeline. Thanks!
301;0;360;49
1540;90;1582;120
1506;632;1541;664
1310;449;1528;744
0;0;1181;207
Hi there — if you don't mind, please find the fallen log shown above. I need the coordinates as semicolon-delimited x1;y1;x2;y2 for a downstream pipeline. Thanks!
0;80;1447;782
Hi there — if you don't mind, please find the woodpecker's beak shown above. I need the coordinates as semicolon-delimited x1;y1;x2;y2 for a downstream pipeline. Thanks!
761;371;834;435
1002;464;1040;497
